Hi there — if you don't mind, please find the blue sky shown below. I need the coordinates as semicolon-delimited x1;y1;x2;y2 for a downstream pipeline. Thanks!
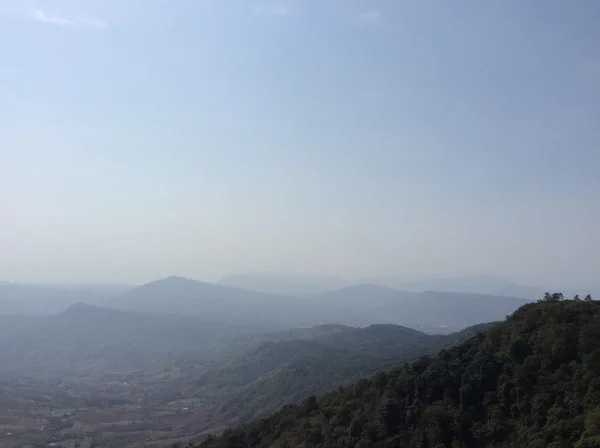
1;0;599;287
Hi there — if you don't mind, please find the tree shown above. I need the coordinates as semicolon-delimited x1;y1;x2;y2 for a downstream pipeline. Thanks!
542;292;563;302
585;295;593;302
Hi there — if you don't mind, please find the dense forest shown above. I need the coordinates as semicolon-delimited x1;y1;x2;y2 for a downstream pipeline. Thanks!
196;323;496;425
194;296;600;448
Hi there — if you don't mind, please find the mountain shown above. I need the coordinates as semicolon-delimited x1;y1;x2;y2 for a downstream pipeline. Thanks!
0;281;132;314
0;303;369;379
310;284;531;332
0;289;509;381
196;297;600;448
217;273;553;300
106;277;532;333
219;272;351;296
363;275;541;299
108;276;310;328
0;303;277;377
365;275;600;301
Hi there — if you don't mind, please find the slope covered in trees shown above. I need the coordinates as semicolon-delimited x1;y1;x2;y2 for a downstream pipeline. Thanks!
191;323;496;426
196;297;600;448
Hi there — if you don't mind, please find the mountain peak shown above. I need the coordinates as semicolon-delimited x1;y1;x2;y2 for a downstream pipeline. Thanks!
140;276;209;289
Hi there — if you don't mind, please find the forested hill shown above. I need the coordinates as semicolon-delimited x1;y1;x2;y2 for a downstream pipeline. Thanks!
190;322;496;427
195;297;600;448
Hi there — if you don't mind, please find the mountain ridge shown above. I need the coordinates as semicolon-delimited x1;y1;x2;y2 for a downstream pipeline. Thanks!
105;276;532;333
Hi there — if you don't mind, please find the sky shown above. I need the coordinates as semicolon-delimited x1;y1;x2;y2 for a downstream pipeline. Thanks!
1;0;599;287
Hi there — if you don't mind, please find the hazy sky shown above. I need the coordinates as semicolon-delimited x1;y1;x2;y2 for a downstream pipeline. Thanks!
1;0;599;287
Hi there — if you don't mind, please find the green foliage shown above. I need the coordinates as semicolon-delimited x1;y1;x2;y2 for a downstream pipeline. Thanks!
195;323;495;425
195;297;600;448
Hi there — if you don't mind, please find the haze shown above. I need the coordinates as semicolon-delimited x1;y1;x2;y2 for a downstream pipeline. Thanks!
1;0;599;288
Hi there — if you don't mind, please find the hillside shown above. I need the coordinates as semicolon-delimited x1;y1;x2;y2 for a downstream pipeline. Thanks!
196;297;600;448
187;323;496;427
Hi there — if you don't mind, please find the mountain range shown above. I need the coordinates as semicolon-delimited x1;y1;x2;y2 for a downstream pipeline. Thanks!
0;277;594;447
220;272;600;301
0;274;532;382
3;275;595;320
218;272;543;299
106;276;530;332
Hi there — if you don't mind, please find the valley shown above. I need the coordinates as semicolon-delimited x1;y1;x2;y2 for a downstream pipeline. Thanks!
0;320;495;447
0;277;517;447
0;372;224;448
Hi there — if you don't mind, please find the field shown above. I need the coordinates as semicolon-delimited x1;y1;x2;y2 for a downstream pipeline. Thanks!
0;369;227;448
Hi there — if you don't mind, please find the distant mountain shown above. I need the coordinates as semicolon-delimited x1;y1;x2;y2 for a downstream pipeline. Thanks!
362;275;600;301
0;303;276;377
218;272;593;301
107;277;530;333
218;273;553;300
107;275;313;328
219;272;351;296
197;298;600;448
0;303;377;382
364;275;541;299
309;284;531;332
0;282;132;314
